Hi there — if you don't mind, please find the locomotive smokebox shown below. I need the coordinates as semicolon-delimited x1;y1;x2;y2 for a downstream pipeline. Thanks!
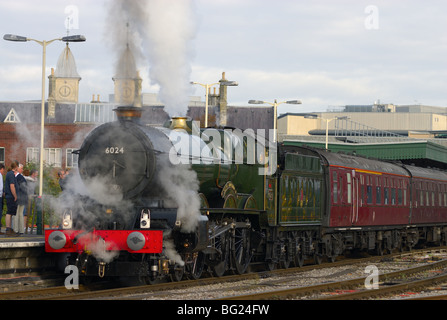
114;106;142;123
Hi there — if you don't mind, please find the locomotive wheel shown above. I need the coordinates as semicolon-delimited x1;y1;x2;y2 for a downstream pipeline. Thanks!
170;264;185;282
187;252;205;280
210;232;230;277
232;227;251;274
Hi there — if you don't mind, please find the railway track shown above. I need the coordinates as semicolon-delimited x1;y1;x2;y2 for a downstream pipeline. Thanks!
222;258;447;300
0;254;384;300
0;247;445;300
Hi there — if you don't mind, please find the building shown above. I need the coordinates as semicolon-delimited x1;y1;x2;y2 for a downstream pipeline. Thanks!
0;45;273;169
278;103;447;169
278;103;447;139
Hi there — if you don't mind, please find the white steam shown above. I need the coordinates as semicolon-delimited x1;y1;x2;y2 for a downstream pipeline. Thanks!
105;0;198;116
48;172;132;263
143;0;198;116
158;163;202;233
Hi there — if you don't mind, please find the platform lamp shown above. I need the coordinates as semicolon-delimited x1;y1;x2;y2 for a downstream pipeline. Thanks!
248;99;302;143
191;79;238;128
3;34;86;234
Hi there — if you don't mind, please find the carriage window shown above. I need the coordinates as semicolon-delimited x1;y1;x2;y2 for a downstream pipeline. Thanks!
360;175;364;205
384;188;389;205
391;188;396;205
332;172;338;204
367;185;373;204
347;173;352;204
398;189;403;205
376;186;381;204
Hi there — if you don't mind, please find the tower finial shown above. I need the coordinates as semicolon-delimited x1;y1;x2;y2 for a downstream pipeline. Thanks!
126;22;130;49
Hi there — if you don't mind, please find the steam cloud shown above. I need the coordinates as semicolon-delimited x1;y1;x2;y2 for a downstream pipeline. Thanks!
48;172;133;263
105;0;198;116
157;163;202;233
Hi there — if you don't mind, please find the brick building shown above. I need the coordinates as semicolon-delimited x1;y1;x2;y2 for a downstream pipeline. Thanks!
0;46;273;170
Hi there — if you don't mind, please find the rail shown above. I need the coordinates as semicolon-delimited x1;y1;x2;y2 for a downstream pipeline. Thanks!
26;195;61;235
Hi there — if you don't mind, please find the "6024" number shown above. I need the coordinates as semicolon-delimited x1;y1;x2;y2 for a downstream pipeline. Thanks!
105;147;124;154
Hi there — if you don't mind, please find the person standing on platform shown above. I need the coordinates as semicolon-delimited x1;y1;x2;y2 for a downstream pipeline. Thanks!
25;169;38;234
58;170;68;191
4;162;19;237
0;164;5;234
14;164;27;234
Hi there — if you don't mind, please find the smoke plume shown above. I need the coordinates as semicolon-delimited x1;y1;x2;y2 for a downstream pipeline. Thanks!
143;0;198;116
105;0;198;116
157;163;202;233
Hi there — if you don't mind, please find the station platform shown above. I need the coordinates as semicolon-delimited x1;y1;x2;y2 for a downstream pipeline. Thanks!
0;231;56;277
0;233;45;248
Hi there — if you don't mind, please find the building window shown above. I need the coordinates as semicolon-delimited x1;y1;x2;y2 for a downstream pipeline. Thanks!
27;148;40;164
66;148;79;168
45;148;62;167
26;147;62;167
0;148;5;165
75;103;117;123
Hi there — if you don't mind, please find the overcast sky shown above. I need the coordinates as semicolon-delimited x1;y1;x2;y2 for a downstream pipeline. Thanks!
0;0;446;115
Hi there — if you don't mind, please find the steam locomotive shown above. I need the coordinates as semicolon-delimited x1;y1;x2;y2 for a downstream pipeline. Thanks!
45;106;447;283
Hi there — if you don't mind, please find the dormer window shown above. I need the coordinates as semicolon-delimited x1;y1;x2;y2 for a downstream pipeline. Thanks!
4;108;21;123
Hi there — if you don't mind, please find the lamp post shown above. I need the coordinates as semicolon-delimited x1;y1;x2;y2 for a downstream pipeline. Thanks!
191;79;238;128
248;99;302;143
3;34;86;197
305;115;349;149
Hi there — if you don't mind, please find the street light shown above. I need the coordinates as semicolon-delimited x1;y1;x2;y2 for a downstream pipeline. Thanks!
248;99;302;142
191;79;238;128
4;33;86;197
305;115;349;149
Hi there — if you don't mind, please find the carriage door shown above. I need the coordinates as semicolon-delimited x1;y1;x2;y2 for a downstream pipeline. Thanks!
348;171;359;225
265;177;277;225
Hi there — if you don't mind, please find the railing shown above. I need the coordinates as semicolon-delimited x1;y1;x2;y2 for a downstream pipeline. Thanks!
74;103;117;123
333;118;415;143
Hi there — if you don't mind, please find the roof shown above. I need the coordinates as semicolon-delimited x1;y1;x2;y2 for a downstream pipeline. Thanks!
283;140;447;170
317;148;410;177
0;101;170;125
54;44;80;78
114;46;137;79
405;165;447;182
188;105;274;131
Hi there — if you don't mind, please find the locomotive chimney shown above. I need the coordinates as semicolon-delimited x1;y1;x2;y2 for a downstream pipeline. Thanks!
114;106;143;123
